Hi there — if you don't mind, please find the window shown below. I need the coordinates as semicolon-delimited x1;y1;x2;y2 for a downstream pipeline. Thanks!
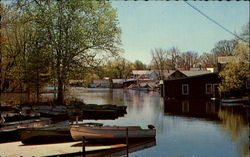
206;84;212;95
182;84;189;95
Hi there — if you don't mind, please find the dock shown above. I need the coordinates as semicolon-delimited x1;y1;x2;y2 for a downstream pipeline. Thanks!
0;141;126;157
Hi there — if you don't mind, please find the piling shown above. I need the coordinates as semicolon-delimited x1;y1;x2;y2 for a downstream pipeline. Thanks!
126;127;129;157
82;136;85;157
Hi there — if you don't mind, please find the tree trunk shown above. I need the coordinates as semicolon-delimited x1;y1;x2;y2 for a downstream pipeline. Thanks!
56;0;64;105
56;58;64;105
36;67;39;102
57;76;64;105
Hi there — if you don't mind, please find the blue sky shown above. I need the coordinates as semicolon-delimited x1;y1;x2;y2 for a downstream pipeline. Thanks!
112;1;249;64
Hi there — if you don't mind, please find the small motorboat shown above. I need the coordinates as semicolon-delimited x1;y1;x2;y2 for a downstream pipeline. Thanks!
70;124;156;141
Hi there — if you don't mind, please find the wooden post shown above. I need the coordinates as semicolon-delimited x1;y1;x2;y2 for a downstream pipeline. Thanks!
82;136;85;157
126;127;129;157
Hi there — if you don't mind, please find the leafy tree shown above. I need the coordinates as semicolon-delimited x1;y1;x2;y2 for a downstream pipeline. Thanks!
133;60;147;70
104;57;133;79
16;0;121;104
219;43;250;95
0;4;36;94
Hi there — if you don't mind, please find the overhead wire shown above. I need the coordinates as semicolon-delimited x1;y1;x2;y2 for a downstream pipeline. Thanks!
184;1;248;43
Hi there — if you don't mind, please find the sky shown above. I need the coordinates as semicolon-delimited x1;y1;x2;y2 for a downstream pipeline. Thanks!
111;1;249;64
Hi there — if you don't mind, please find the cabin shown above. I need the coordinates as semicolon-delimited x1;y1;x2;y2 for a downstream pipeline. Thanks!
162;73;221;99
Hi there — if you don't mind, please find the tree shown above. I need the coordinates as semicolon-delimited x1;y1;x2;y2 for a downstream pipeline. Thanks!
239;22;249;44
178;51;199;70
16;0;121;104
0;4;33;93
198;52;216;68
150;48;169;80
219;43;250;95
104;57;133;79
133;60;147;70
167;47;181;70
212;40;238;56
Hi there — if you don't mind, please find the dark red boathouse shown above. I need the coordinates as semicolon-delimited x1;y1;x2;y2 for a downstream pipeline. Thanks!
162;73;221;99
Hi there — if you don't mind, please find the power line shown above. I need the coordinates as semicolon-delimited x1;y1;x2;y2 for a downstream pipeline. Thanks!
184;1;247;43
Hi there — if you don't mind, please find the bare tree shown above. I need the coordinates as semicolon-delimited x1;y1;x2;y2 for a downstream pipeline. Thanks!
198;52;217;68
150;48;169;80
212;40;238;56
167;47;181;70
179;51;199;70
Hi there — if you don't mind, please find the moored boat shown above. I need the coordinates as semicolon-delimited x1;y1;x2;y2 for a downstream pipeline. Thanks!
0;118;51;143
19;122;103;144
221;98;250;107
70;124;156;141
221;98;249;104
20;125;71;144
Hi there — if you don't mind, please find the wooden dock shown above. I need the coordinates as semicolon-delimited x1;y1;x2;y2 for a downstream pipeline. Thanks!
0;141;126;157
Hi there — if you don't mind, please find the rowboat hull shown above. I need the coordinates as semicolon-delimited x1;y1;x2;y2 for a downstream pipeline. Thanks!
20;122;103;144
0;118;51;143
20;127;72;144
70;125;156;141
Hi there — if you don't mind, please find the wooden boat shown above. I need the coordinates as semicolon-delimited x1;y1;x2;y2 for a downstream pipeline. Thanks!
20;125;71;144
70;125;156;141
20;122;103;144
0;118;51;143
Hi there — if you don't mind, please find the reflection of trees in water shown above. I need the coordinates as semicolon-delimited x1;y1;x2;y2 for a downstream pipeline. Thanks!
218;108;249;156
0;93;55;105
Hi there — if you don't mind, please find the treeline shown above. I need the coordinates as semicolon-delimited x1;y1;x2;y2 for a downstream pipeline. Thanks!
86;22;249;95
0;1;121;104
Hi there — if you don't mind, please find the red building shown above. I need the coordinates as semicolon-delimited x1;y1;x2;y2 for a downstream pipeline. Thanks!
162;73;221;100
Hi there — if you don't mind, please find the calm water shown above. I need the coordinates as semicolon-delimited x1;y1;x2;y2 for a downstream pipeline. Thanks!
69;88;249;157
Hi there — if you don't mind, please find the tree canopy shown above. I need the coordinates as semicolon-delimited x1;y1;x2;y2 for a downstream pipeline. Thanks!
5;0;122;104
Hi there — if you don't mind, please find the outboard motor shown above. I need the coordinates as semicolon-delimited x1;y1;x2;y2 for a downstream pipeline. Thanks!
148;124;155;129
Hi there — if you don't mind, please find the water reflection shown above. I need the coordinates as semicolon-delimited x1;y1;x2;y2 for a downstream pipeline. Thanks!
218;106;249;157
68;89;249;157
164;99;249;157
163;99;221;121
1;88;249;156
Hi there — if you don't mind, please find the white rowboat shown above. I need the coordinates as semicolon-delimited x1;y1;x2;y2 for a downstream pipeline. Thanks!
70;125;156;141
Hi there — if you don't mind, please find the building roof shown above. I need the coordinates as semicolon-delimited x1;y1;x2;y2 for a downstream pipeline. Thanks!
181;70;212;77
164;72;218;82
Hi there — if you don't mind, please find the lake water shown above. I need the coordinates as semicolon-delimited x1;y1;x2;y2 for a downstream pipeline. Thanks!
69;88;249;157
